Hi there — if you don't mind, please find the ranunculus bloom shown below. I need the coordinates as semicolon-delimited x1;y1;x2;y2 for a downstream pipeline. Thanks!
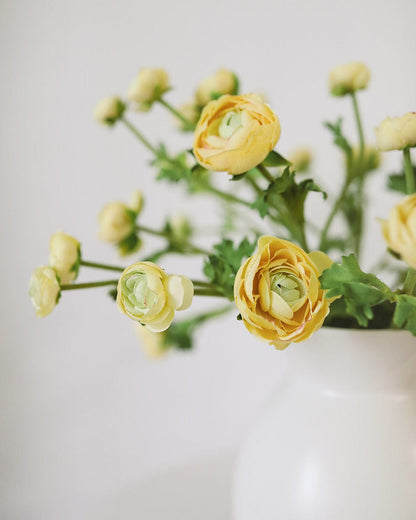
127;68;169;104
49;231;80;284
195;69;238;106
328;62;370;96
234;236;332;349
193;94;281;175
117;262;193;332
94;96;125;125
380;194;416;269
29;266;61;318
135;323;169;358
375;112;416;151
98;201;135;243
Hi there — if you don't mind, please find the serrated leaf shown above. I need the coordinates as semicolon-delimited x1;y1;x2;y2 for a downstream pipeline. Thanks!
320;254;394;327
250;195;269;218
324;118;352;156
263;150;292;167
393;295;416;335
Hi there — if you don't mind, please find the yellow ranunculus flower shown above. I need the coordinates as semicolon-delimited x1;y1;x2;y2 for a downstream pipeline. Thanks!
193;94;281;175
98;201;135;243
195;69;238;106
94;96;125;125
135;323;169;358
375;112;416;151
380;194;416;269
49;231;81;285
234;236;332;349
328;62;370;96
127;68;169;105
29;266;61;318
117;262;194;332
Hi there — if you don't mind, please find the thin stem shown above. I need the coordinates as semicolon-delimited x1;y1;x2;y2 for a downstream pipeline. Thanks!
402;268;416;296
121;116;159;156
245;172;264;194
403;147;415;194
158;98;194;130
191;280;214;288
193;288;225;297
319;179;350;250
61;280;118;290
351;92;365;156
136;224;169;238
80;260;125;272
206;186;252;208
192;304;234;325
257;163;274;183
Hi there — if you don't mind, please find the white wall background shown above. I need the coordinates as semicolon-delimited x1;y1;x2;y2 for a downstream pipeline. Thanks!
1;0;415;518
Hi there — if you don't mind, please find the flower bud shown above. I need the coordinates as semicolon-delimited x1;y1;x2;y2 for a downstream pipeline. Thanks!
49;231;81;285
375;112;416;152
380;194;416;269
128;190;144;214
127;68;169;107
29;266;61;318
289;148;313;173
195;69;239;106
167;213;193;244
98;201;135;243
328;62;370;96
94;96;125;125
117;262;193;331
135;323;169;358
176;102;201;130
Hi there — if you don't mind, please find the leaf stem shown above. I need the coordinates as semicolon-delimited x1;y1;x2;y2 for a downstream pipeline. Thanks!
121;116;159;156
80;260;125;272
136;224;169;238
351;92;365;157
319;179;350;251
403;147;415;194
61;280;118;290
257;163;274;183
158;98;194;130
206;186;252;208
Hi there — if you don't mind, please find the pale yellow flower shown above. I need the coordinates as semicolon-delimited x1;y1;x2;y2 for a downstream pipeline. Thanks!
380;194;416;269
234;236;332;349
176;102;201;130
127;68;169;105
289;148;313;173
195;69;238;106
167;213;193;243
128;190;144;214
375;113;416;151
49;231;80;284
117;262;193;332
193;94;281;175
329;62;370;96
98;201;135;243
135;323;169;358
29;266;61;318
94;96;125;125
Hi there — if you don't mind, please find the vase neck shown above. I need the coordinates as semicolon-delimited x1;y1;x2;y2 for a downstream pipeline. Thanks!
286;328;416;395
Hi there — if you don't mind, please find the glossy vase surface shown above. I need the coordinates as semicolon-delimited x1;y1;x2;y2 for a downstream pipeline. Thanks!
233;328;416;520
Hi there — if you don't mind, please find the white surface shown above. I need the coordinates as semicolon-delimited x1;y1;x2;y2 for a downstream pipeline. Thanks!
1;0;416;519
234;329;416;519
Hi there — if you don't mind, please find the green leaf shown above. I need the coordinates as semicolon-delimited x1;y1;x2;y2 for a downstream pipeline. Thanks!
203;237;256;299
387;165;416;194
324;118;352;156
263;150;291;167
320;254;394;327
117;233;142;256
250;195;269;218
393;295;416;335
164;321;194;350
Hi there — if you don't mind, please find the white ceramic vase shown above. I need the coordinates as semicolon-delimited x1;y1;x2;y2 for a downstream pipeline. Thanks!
232;328;416;520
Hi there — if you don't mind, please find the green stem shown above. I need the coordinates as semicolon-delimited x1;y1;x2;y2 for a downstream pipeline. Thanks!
158;98;194;130
403;147;415;194
61;280;118;290
191;280;214;288
136;224;169;238
192;304;234;325
121;117;159;155
193;288;225;297
80;260;125;272
319;179;350;250
402;268;416;296
206;186;252;208
257;163;274;183
351;92;365;157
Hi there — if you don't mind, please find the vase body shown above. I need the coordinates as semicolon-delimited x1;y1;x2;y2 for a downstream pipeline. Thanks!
232;328;416;520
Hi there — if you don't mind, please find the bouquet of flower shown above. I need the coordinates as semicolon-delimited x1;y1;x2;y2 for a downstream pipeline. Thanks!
29;64;416;354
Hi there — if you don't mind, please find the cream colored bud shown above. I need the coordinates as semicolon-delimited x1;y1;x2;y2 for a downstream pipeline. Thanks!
195;69;238;106
98;201;135;243
289;148;313;173
380;194;416;269
94;96;125;125
128;190;144;214
168;213;193;243
176;102;201;130
328;62;370;96
49;231;80;284
127;68;169;105
135;323;169;358
29;266;60;318
375;113;416;152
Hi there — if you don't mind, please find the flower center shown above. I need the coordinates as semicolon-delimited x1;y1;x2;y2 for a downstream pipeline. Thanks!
122;272;157;314
218;111;243;139
270;271;306;309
